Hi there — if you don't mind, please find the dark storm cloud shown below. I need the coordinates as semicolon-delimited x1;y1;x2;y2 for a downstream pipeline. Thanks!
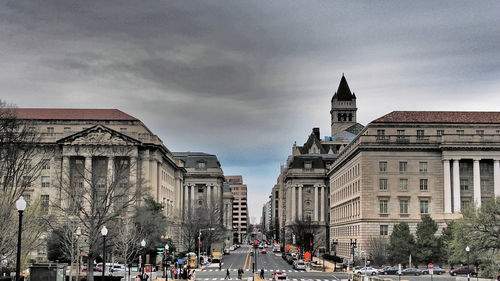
1;0;500;218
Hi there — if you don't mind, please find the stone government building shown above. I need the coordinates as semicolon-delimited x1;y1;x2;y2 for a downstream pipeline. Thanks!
269;75;500;262
9;108;240;259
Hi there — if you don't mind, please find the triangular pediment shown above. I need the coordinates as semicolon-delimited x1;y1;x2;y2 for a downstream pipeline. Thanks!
57;125;140;146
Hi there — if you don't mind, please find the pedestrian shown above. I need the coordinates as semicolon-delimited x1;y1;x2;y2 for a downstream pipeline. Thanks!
135;275;141;281
225;268;230;279
272;272;276;281
192;270;197;281
142;272;149;281
238;268;243;279
219;262;222;271
260;269;264;279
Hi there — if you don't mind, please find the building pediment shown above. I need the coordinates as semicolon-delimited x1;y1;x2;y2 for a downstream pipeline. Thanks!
57;124;140;146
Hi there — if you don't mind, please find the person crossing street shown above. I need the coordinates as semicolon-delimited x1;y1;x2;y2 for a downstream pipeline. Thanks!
225;268;230;280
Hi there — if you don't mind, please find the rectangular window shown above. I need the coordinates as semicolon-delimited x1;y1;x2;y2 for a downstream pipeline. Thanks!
47;127;54;136
417;130;425;139
460;179;469;190
400;199;409;214
41;176;50;188
64;127;71;133
379;179;388;190
481;179;489;191
24;194;31;207
379;161;387;172
22;176;31;187
420;179;428;191
399;162;407;172
462;200;470;209
399;179;408;191
420;200;429;214
437;130;444;136
42;159;50;170
497;130;500;135
476;130;484;136
41;195;49;214
397;130;405;138
380;225;388;236
379;200;388;214
197;161;206;170
480;162;488;173
304;161;312;170
456;130;464;135
120;128;127;133
419;162;428;173
376;130;386;140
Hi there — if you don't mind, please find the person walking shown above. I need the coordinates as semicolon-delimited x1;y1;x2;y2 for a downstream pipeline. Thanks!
238;268;243;279
219;262;222;271
225;268;230;280
135;275;141;281
260;269;264;279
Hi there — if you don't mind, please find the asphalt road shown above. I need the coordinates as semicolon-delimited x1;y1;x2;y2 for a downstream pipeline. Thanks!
195;246;471;281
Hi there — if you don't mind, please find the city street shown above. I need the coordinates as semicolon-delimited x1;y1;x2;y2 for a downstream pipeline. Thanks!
195;246;472;281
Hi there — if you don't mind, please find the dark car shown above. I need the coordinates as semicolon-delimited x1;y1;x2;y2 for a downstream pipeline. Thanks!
380;266;400;275
450;265;477;276
401;268;422;276
422;267;446;275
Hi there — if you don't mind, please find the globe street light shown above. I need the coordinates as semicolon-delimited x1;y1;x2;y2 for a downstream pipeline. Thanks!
75;227;82;281
15;196;26;281
141;239;146;275
466;246;470;281
101;226;108;279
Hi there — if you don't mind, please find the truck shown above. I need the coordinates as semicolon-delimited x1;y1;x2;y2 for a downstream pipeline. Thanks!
212;252;222;263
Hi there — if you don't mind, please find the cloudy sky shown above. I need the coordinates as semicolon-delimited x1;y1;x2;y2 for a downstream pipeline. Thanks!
1;1;500;222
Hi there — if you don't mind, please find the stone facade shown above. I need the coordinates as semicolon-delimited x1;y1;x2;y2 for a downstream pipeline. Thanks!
328;111;500;260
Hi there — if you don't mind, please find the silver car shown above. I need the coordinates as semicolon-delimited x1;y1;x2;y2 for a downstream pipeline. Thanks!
293;260;307;270
355;267;378;275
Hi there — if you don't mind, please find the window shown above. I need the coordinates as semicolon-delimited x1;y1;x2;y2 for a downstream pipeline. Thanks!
379;161;387;172
376;130;386;140
399;162;407;172
497;130;500;135
41;176;50;188
198;187;204;193
460;179;469;190
420;200;429;214
379;179;388;190
304;161;312;170
481;179;489;191
64;127;71;133
42;159;50;170
41;195;49;214
476;130;484;136
417;130;425;139
24;194;31;207
197;161;206;170
399;179;408;191
456;130;464;135
47;127;54;136
461;200;470;209
380;225;388;236
437;130;444;136
379;200;388;214
480;162;488;173
397;130;405;138
22;176;31;187
400;199;409;214
419;162;428;173
420;179;428;191
120;128;127;133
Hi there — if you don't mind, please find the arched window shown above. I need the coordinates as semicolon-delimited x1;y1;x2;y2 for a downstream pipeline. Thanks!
348;113;352;121
342;113;347;121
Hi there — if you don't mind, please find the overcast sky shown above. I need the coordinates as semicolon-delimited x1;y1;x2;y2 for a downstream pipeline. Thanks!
1;1;500;223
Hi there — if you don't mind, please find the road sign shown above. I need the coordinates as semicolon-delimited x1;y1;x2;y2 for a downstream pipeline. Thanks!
157;248;165;251
355;250;362;254
428;263;433;269
304;251;311;261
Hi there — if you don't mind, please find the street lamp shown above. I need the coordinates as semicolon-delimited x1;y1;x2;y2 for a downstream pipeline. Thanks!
466;246;470;281
15;196;26;281
75;227;82;281
165;244;170;281
101;226;108;279
198;228;215;268
141;239;146;275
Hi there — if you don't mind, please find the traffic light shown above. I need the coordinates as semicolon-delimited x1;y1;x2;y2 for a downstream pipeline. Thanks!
310;242;313;247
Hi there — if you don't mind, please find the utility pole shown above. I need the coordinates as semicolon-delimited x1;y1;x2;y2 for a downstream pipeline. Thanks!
349;239;357;280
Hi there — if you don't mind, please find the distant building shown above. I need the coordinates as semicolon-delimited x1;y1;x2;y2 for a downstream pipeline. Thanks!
226;175;249;243
328;111;500;260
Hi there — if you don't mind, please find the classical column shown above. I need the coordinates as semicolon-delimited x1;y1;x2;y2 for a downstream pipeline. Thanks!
207;185;212;207
443;160;452;213
291;185;296;222
320;185;325;222
298;185;303;220
452;159;461;213
286;185;291;224
107;156;114;187
184;185;189;215
190;185;195;209
62;156;70;185
129;156;137;198
84;157;92;188
473;159;482;208
314;185;319;221
494;160;500;197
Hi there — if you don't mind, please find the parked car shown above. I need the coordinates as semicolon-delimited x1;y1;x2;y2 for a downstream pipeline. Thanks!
224;248;230;255
449;265;477;276
286;255;295;264
354;267;378;275
401;268;422;276
261;249;267;254
292;260;307;270
229;246;235;251
380;266;399;275
422;267;446;275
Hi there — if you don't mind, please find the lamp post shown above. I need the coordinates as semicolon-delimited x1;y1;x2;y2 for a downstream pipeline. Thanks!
165;244;169;281
15;196;26;281
101;226;108;279
466;246;470;281
141;239;146;275
75;227;81;281
198;228;215;268
331;239;338;272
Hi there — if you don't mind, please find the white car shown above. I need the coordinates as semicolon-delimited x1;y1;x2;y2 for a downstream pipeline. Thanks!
292;260;307;270
229;246;235;251
355;267;378;275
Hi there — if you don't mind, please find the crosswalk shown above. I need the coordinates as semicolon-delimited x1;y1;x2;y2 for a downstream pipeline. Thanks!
198;279;347;281
201;269;305;273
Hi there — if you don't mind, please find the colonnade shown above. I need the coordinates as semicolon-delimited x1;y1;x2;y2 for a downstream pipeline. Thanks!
287;184;326;223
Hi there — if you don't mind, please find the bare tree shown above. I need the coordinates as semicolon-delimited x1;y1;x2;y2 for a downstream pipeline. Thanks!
366;236;388;266
52;139;145;281
181;203;227;253
113;215;142;280
0;101;50;269
287;218;326;257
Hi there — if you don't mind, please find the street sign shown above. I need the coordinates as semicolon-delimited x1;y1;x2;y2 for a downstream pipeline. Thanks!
304;251;311;261
428;263;434;275
355;250;362;254
157;248;165;251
